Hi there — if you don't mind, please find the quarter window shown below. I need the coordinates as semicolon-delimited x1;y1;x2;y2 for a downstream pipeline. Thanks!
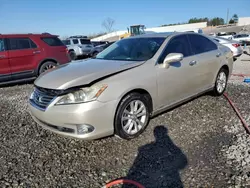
9;38;37;50
73;39;79;44
188;34;217;54
158;35;192;63
0;39;5;52
41;37;64;46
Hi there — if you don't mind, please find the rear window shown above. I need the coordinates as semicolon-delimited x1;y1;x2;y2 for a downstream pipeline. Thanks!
80;39;91;44
41;37;64;46
188;34;217;54
62;40;71;45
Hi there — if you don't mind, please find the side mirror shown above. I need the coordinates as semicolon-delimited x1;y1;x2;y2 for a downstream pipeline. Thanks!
163;53;183;68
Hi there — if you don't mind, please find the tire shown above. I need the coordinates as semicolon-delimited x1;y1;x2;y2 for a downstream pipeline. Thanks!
213;68;228;96
114;93;150;140
39;61;57;75
92;51;99;57
69;51;77;60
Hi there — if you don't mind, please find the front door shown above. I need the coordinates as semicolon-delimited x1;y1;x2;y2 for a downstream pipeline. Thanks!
156;34;200;108
0;38;11;82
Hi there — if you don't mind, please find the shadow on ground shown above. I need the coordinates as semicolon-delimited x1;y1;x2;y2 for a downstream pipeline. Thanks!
122;126;188;188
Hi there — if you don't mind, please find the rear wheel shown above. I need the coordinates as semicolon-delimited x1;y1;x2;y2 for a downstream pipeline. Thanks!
213;68;228;96
69;51;77;60
92;51;99;57
39;61;56;75
114;93;150;140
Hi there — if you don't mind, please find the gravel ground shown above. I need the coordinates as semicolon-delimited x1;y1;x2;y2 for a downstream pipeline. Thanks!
0;58;250;187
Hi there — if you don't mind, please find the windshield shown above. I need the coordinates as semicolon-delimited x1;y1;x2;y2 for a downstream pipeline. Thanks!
96;37;165;61
62;40;71;45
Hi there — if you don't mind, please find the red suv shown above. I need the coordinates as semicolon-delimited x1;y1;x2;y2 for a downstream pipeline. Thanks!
0;33;70;84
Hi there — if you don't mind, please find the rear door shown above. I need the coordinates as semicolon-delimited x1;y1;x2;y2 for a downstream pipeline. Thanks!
41;36;69;64
0;38;11;82
187;34;221;90
7;37;39;79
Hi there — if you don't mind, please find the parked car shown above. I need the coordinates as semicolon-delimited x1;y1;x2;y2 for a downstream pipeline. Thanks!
0;33;70;85
91;41;109;47
62;37;94;60
29;32;233;140
231;34;250;45
211;36;243;60
90;42;115;56
217;32;236;39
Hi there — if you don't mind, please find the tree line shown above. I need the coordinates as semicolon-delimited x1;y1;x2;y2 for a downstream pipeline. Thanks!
161;14;239;27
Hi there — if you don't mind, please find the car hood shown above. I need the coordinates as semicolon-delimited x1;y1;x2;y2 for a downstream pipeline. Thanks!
35;58;144;90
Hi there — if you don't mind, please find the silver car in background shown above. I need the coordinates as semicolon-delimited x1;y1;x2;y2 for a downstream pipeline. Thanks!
62;36;94;60
211;36;243;60
29;33;233;140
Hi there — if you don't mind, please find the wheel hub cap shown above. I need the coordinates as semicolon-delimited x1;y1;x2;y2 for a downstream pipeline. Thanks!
121;100;147;135
217;72;227;93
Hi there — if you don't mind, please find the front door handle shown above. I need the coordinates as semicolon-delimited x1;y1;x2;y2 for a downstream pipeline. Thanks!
189;60;197;66
216;52;221;57
33;51;41;54
0;55;6;58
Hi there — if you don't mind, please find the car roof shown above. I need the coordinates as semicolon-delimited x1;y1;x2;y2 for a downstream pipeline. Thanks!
130;32;175;39
0;33;57;37
67;37;90;40
126;32;207;39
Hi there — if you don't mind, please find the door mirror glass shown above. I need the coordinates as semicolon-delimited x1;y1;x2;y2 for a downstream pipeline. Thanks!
163;53;183;67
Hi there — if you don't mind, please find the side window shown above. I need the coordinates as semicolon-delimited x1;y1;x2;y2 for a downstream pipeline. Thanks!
188;34;217;54
73;39;79;44
9;38;37;50
0;39;5;52
158;35;192;63
30;39;37;48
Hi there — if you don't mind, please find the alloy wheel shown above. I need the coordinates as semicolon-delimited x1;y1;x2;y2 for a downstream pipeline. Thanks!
216;71;227;93
121;100;148;135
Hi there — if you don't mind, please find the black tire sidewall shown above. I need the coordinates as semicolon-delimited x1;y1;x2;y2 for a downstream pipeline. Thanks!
93;52;98;57
39;61;56;75
114;93;150;140
69;51;77;60
214;68;228;96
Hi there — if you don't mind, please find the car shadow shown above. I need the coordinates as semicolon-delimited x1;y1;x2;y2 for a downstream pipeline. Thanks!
122;126;188;188
0;80;34;88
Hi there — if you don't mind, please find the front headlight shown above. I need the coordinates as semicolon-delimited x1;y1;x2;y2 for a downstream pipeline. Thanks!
56;84;107;105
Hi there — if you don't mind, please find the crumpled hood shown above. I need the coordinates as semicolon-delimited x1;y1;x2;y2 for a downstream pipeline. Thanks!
35;58;144;90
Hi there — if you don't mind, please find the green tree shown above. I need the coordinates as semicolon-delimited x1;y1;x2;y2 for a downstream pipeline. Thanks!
232;14;238;23
229;19;235;24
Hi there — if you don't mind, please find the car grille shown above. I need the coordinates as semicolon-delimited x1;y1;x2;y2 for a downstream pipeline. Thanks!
30;87;57;111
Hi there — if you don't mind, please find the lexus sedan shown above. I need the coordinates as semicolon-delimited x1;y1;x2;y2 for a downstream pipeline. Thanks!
29;32;233;140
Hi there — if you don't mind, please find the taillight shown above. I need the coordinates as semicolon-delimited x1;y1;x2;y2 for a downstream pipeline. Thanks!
232;43;240;48
65;48;68;53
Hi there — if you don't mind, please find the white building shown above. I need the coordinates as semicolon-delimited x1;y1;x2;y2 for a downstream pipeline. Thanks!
238;17;250;26
91;22;207;41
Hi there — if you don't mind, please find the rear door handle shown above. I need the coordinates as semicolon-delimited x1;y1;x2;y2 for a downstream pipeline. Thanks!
216;52;221;57
33;51;41;54
189;60;197;66
0;55;6;58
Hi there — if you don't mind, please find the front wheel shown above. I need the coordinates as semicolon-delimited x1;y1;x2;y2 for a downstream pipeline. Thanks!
213;68;228;96
114;93;150;140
